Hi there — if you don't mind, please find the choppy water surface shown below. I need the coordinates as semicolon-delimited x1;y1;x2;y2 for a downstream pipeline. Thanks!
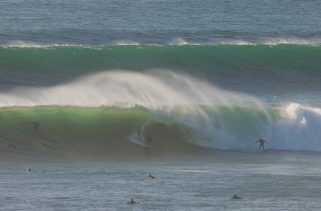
1;152;321;210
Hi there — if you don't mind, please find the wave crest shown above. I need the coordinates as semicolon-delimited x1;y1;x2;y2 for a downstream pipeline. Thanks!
1;71;321;152
0;70;260;107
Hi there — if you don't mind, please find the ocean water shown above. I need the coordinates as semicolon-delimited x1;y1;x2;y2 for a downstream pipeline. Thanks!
1;0;321;210
1;0;321;45
1;152;321;211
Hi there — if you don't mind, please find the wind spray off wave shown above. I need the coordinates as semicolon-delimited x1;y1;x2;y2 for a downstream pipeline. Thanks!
0;70;261;107
0;71;321;154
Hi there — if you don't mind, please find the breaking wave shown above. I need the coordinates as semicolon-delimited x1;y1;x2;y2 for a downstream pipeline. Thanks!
0;71;321;159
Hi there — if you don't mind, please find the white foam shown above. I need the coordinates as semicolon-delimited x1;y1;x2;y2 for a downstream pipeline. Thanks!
4;41;45;48
219;40;254;45
3;41;79;48
113;40;140;46
267;103;321;151
215;38;321;46
259;37;321;45
167;37;321;46
169;37;189;45
2;38;321;48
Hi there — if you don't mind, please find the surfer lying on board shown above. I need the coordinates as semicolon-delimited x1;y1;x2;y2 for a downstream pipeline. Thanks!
256;138;268;151
231;195;242;200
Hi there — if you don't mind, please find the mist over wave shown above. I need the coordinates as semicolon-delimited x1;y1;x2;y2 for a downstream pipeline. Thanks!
0;70;260;107
0;71;321;154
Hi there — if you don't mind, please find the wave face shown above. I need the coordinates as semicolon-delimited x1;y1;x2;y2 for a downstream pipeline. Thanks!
1;103;321;158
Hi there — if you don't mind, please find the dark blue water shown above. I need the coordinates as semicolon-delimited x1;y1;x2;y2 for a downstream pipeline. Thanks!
1;0;321;45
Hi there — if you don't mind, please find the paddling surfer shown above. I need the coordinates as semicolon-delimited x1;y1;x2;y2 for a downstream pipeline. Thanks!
147;173;156;180
231;194;242;200
127;198;138;205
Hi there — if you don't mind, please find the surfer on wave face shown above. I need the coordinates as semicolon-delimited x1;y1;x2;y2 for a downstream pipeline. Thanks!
256;138;268;151
139;126;152;146
128;126;152;149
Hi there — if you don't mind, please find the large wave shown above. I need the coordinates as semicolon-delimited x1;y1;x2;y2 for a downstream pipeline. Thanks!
0;71;321;157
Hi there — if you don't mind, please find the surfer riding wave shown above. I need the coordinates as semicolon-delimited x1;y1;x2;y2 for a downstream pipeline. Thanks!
128;125;153;148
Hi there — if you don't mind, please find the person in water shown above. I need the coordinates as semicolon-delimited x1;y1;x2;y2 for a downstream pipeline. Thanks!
127;198;138;205
256;138;268;151
147;173;156;180
26;165;31;172
138;126;152;145
231;195;242;200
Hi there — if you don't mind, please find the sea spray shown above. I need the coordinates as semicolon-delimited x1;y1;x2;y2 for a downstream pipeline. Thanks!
0;70;262;107
0;70;321;153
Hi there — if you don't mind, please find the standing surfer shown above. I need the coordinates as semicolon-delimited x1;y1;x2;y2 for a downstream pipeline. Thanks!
256;138;268;151
139;126;152;146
